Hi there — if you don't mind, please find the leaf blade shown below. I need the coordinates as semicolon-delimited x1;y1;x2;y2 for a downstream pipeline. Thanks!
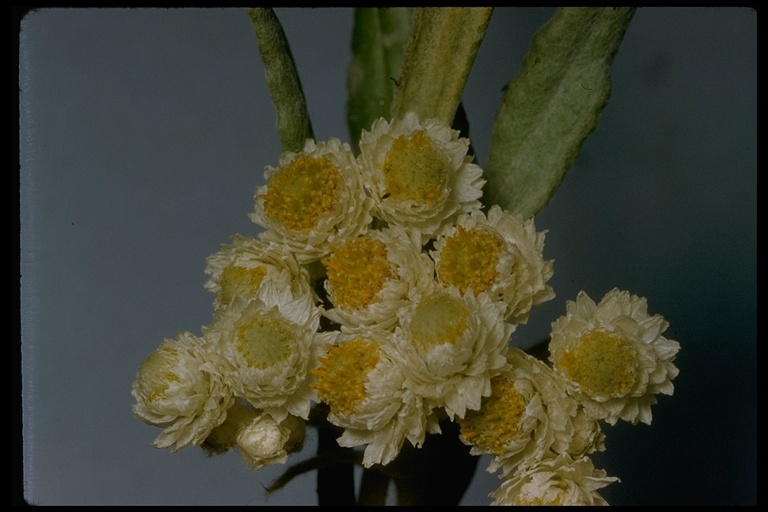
484;7;636;217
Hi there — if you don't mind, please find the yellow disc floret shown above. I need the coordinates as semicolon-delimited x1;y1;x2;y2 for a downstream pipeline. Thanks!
260;155;342;232
459;376;527;456
322;238;393;310
557;330;637;397
311;338;380;416
236;317;293;369
438;226;505;295
409;294;470;350
217;265;267;305
381;130;448;204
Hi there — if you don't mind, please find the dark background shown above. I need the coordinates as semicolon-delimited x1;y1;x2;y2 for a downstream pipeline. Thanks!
19;8;755;505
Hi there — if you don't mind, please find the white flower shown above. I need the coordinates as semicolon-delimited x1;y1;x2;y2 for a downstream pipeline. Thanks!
131;331;234;452
311;329;436;467
208;296;335;422
321;225;434;330
431;205;555;324
459;348;604;475
392;286;514;420
250;138;373;264
490;454;619;506
236;412;306;471
548;288;681;425
358;112;484;241
204;235;314;310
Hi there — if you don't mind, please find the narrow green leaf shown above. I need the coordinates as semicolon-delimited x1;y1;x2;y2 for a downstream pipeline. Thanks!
484;7;636;217
391;7;493;125
346;8;412;151
247;8;313;153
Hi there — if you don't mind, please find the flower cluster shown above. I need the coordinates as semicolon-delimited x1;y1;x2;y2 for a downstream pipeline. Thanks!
132;112;680;505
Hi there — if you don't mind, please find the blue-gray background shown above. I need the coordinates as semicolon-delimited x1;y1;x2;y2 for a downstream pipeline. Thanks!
19;7;755;506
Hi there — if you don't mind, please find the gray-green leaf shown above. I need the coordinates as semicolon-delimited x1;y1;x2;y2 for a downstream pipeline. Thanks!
247;8;313;153
484;7;636;218
346;8;412;152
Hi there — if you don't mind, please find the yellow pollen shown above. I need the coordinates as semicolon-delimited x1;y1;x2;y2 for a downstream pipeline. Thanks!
313;337;380;416
409;294;469;350
516;495;563;506
438;226;505;295
217;265;267;304
261;155;342;232
235;316;293;369
322;237;393;310
381;130;448;204
459;377;527;456
557;330;637;397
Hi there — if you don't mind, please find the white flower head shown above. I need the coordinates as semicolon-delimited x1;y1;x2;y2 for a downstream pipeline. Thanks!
549;288;681;425
321;225;435;330
204;235;314;310
209;296;335;422
250;138;373;264
311;328;435;467
131;331;234;452
459;347;604;476
431;205;555;324
392;286;514;420
236;412;306;471
358;112;485;241
490;454;619;506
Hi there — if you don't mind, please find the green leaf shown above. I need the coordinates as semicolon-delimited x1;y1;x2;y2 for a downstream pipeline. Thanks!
484;7;636;218
247;8;313;153
346;8;412;151
391;7;493;125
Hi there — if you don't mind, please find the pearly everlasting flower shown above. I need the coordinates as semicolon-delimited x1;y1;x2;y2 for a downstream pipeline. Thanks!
459;348;605;475
490;454;618;506
204;235;314;310
392;286;514;420
549;288;681;425
321;225;434;330
236;412;306;471
250;138;373;264
208;296;335;422
431;205;555;324
358;112;484;241
311;329;436;467
131;331;234;452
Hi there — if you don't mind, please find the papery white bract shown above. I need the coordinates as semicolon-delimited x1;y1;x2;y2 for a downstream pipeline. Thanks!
459;347;605;476
431;205;555;324
392;286;513;420
208;296;334;422
321;224;434;330
358;112;484;241
236;412;306;471
204;235;314;310
131;331;234;452
311;328;436;467
490;454;618;506
548;288;680;425
250;138;373;264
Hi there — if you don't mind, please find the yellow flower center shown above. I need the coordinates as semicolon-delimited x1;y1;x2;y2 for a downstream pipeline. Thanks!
557;330;637;396
137;347;181;403
459;376;527;456
515;494;563;506
322;237;393;310
409;294;470;350
217;265;267;304
311;338;380;416
381;130;448;204
236;316;294;369
260;155;342;232
438;226;505;295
